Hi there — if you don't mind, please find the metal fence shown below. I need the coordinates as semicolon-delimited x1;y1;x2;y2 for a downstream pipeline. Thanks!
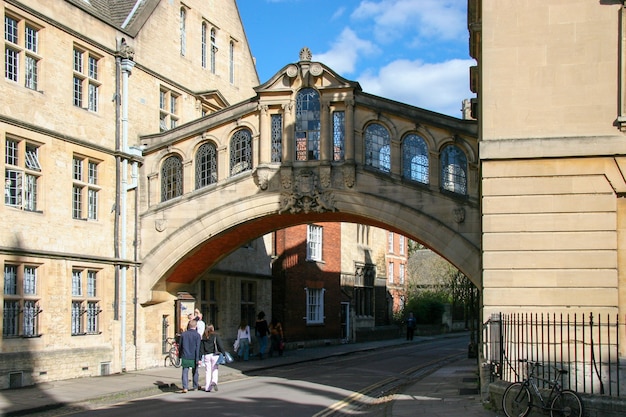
483;312;626;397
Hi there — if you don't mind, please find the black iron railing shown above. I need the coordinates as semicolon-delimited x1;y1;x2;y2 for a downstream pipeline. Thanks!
483;312;625;397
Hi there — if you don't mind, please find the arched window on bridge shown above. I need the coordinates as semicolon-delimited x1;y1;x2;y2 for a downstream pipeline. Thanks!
365;123;390;173
161;155;183;202
295;88;320;161
333;111;345;161
271;114;282;163
402;134;429;184
195;142;217;189
230;128;252;176
440;145;467;195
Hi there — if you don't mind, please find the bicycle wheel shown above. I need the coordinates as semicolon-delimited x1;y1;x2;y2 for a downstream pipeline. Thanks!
169;346;181;368
502;382;532;417
550;390;582;417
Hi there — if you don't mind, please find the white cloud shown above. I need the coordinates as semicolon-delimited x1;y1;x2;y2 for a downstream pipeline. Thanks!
313;28;379;75
352;0;467;44
331;6;346;21
357;58;475;117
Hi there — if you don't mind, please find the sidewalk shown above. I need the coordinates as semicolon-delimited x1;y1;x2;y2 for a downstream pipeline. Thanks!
0;334;497;416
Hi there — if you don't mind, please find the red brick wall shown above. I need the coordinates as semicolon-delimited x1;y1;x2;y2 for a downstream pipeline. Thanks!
272;223;342;342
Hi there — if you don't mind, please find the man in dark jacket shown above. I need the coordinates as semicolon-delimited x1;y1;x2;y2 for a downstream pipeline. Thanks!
179;319;201;392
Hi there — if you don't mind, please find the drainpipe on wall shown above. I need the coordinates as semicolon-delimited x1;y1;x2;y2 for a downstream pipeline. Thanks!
114;56;121;322
120;56;136;372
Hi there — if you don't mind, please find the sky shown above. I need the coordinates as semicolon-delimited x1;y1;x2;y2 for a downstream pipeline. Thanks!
237;0;475;118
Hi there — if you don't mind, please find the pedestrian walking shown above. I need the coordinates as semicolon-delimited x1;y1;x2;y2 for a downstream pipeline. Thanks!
178;319;201;393
269;317;284;357
406;312;416;341
235;320;251;361
200;324;225;392
255;311;269;360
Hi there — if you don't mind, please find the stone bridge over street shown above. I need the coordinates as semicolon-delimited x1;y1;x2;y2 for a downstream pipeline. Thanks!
136;54;479;305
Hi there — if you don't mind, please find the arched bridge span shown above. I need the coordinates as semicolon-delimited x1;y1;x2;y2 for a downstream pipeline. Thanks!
138;57;478;304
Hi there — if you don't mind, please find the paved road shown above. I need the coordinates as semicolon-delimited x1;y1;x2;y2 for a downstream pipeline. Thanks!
23;337;471;417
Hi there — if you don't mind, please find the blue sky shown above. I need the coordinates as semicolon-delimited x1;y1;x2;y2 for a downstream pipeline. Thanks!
237;0;475;118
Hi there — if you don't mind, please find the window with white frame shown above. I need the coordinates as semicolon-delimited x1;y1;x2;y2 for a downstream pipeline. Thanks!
159;88;179;131
73;46;100;111
71;268;101;335
72;155;99;220
388;232;394;253
388;262;394;284
307;224;323;261
3;263;41;338
5;137;41;211
4;13;41;90
399;235;405;255
399;263;405;284
305;287;324;324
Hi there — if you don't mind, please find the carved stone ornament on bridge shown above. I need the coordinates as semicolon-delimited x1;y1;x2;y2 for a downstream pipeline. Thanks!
343;164;356;188
279;169;337;214
453;207;466;223
253;166;270;190
155;218;167;232
299;47;312;62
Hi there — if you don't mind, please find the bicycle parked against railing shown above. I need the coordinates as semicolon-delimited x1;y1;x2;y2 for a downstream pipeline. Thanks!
165;337;181;368
502;359;582;417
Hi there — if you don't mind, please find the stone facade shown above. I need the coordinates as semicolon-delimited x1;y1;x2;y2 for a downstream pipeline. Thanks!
470;0;625;353
0;0;258;388
2;0;479;390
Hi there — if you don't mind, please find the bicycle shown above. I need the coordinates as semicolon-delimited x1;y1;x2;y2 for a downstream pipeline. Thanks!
502;359;582;417
165;337;181;368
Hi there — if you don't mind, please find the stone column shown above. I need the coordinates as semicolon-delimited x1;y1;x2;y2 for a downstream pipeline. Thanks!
345;100;355;163
257;104;269;165
320;100;330;161
282;101;294;163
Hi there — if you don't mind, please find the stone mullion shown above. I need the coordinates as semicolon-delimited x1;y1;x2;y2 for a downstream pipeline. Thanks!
257;104;268;165
282;101;295;163
344;100;355;163
319;100;330;161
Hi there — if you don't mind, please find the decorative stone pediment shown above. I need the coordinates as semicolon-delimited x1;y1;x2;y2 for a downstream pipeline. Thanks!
254;47;362;94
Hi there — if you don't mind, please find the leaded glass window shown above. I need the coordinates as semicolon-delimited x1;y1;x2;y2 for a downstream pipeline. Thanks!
440;145;467;195
295;88;321;161
229;41;234;84
364;123;390;172
180;8;186;56
196;142;217;189
333;111;345;161
271;114;282;163
161;155;183;202
402;134;429;184
230;129;252;176
201;23;207;68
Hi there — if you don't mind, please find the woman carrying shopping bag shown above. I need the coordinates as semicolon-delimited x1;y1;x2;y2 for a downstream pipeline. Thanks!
200;324;225;392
